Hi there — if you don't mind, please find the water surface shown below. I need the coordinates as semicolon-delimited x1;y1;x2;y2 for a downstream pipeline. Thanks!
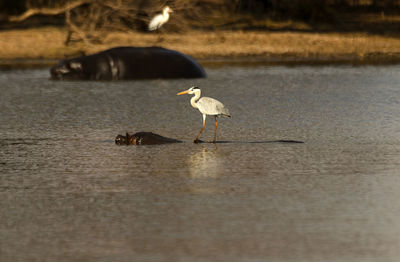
1;66;400;262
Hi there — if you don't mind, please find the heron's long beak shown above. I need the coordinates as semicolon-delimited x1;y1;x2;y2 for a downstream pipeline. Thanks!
177;90;189;95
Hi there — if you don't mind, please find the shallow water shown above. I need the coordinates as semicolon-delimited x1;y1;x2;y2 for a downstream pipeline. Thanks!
1;65;400;262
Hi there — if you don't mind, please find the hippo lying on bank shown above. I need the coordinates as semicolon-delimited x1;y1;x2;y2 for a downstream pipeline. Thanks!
50;46;206;80
115;132;182;145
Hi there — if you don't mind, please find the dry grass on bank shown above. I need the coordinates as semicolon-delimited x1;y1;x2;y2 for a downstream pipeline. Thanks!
0;27;400;63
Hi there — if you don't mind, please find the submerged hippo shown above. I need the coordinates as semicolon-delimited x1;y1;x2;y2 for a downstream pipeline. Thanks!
115;132;304;145
50;46;206;80
115;132;182;145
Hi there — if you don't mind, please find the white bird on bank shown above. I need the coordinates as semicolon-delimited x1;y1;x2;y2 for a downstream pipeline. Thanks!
148;6;173;31
177;86;231;143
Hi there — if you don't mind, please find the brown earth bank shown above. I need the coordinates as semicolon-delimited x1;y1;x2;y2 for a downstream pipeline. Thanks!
1;27;400;68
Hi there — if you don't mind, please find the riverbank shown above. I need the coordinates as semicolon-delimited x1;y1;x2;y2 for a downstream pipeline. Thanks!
1;27;400;68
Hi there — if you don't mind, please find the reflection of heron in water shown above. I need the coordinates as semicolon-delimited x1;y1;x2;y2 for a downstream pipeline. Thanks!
177;86;231;143
148;6;173;31
188;146;219;179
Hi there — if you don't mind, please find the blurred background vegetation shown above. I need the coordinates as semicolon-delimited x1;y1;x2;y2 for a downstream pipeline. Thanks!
0;0;399;45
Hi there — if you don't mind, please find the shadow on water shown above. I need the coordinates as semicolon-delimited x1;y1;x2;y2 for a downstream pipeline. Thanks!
0;138;55;146
0;138;304;147
112;139;305;145
195;139;305;144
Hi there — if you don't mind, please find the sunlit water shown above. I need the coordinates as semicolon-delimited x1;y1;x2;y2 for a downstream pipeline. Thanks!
1;65;400;262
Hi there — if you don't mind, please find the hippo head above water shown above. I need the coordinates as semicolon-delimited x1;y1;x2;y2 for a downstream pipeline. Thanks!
115;132;182;145
50;60;85;80
50;46;206;80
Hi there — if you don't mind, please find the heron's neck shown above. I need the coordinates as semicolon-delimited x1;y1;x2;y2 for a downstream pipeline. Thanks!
163;10;170;19
190;91;201;109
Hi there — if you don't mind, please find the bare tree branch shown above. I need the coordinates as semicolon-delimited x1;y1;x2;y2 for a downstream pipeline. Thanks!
6;0;238;46
8;0;91;22
65;8;90;46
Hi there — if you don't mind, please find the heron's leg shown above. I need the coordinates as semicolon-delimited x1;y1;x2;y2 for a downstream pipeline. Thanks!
212;116;218;143
194;114;206;143
156;28;164;43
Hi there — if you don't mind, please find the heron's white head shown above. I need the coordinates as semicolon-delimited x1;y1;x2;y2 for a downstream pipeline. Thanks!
163;6;173;14
177;86;201;96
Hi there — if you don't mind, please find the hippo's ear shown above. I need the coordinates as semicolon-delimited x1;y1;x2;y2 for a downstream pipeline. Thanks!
69;61;82;70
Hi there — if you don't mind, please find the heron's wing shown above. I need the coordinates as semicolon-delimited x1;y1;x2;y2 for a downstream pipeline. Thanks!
198;97;231;117
148;14;163;30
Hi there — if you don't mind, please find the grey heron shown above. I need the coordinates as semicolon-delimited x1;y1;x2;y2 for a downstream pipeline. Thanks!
177;86;231;143
148;6;173;31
